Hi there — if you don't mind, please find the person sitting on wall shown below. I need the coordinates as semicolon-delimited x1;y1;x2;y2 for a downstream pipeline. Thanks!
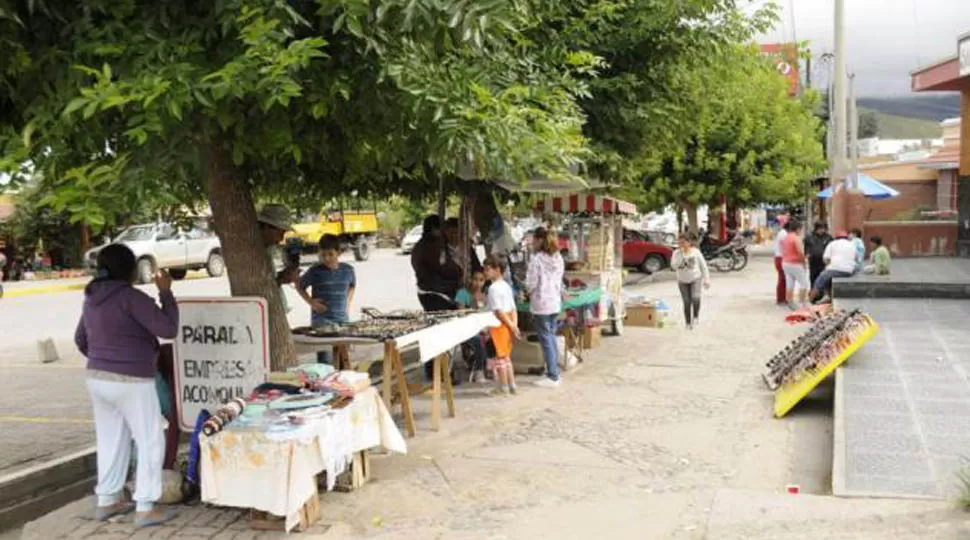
810;230;857;304
863;236;892;275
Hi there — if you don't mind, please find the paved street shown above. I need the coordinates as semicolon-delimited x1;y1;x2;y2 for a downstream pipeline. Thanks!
20;255;970;539
0;250;422;475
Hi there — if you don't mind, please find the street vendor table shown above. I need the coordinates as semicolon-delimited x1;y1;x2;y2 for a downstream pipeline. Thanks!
292;311;500;437
515;286;604;313
199;387;406;532
517;287;603;368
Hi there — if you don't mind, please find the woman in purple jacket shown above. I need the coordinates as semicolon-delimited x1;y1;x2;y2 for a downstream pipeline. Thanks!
75;244;179;527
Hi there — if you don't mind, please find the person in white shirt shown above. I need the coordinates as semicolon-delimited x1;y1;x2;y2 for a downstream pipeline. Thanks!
484;255;520;396
772;216;789;305
810;230;857;303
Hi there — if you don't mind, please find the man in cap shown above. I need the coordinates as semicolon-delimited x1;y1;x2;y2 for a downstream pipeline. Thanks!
257;204;299;309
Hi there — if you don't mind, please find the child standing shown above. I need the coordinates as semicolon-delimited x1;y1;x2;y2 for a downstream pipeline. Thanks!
483;256;519;395
298;234;357;364
455;270;489;382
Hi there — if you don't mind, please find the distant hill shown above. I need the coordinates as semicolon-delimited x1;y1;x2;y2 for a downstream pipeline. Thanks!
861;108;943;139
857;95;959;122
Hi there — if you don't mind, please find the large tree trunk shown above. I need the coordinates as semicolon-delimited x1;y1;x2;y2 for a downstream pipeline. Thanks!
204;141;297;371
684;203;699;234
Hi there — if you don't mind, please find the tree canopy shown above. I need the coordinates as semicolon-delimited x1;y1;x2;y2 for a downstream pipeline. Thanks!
632;44;825;214
0;0;822;366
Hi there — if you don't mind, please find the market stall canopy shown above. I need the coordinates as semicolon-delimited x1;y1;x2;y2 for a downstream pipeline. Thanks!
535;194;637;214
816;174;900;200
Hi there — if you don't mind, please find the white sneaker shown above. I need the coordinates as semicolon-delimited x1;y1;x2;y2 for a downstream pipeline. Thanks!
533;377;561;389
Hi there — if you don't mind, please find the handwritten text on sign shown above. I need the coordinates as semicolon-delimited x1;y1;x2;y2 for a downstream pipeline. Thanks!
173;297;269;431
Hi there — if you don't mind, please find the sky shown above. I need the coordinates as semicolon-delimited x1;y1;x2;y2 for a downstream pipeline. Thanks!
751;0;970;96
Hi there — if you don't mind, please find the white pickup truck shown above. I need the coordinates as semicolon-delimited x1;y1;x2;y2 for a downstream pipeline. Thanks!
85;220;224;284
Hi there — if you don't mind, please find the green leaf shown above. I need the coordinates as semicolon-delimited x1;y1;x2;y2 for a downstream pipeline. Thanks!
22;121;37;148
82;100;100;119
193;90;214;108
311;102;328;119
167;100;182;120
62;97;88;117
102;62;112;80
232;145;244;166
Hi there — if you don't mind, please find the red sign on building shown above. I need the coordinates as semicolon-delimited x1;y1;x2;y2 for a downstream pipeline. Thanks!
760;43;800;96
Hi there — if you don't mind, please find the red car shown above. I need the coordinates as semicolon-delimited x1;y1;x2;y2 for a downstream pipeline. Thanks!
622;229;673;274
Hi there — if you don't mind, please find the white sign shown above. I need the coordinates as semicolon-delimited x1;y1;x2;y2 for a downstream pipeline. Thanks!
960;36;970;77
174;297;269;431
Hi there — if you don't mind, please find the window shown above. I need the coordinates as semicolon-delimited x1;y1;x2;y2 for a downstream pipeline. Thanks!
115;225;155;242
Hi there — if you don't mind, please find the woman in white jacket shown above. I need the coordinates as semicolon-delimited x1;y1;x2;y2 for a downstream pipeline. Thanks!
525;228;565;388
671;233;710;330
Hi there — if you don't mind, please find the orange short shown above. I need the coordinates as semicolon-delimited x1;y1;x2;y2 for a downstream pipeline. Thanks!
489;316;514;359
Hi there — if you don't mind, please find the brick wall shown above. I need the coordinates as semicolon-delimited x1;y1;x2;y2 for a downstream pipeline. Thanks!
863;221;958;257
860;180;938;221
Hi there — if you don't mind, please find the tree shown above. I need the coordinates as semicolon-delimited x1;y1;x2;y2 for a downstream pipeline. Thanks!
859;110;880;139
635;44;826;224
0;0;589;369
516;0;778;186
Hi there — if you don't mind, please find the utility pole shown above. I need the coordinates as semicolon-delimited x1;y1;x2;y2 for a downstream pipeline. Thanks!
830;0;848;231
848;73;859;190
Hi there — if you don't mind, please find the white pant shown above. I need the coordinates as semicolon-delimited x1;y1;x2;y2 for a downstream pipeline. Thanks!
782;262;810;292
87;378;165;511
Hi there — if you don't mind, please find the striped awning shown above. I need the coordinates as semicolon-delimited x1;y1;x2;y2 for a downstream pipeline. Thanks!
535;194;637;215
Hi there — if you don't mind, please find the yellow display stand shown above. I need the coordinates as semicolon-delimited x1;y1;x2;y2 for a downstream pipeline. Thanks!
774;323;880;418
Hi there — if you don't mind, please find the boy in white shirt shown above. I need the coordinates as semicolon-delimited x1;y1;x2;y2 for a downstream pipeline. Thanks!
484;255;520;395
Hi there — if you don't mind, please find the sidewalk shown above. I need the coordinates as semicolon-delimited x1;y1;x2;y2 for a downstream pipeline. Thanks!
20;259;970;539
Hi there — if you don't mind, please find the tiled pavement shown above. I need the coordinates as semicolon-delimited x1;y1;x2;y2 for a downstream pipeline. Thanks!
836;297;970;498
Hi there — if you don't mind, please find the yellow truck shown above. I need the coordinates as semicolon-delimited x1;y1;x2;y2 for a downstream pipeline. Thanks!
285;205;379;261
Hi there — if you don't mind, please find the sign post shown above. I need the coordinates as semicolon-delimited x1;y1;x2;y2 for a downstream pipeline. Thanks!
173;297;269;431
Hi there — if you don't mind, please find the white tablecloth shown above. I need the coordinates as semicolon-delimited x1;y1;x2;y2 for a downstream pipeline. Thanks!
292;312;500;364
199;388;406;531
393;312;499;363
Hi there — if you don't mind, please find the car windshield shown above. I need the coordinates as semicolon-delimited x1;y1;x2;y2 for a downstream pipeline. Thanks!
115;225;155;242
407;226;423;237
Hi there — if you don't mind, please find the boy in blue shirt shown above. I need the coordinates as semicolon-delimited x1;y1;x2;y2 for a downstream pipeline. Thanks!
298;234;356;364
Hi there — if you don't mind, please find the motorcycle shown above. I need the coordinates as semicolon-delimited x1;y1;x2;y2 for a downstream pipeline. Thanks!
727;234;748;271
700;231;747;272
701;243;736;273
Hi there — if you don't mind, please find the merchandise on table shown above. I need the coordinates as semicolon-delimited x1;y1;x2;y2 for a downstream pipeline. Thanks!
763;309;876;390
292;318;432;340
360;307;479;321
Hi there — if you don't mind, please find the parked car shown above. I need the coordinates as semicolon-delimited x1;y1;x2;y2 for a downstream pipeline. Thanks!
399;225;423;255
644;230;677;248
622;229;674;274
85;220;224;284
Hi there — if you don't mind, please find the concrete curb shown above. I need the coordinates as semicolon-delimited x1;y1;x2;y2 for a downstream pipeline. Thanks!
0;447;97;532
3;272;216;300
3;283;86;299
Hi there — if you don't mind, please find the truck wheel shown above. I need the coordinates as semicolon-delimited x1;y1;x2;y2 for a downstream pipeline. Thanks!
137;258;155;284
353;240;371;261
169;269;187;280
206;252;225;277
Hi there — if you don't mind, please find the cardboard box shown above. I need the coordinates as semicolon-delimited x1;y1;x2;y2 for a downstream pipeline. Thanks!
626;304;669;328
582;326;602;349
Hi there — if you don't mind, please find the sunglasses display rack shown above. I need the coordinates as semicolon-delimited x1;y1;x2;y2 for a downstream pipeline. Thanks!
767;309;879;418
